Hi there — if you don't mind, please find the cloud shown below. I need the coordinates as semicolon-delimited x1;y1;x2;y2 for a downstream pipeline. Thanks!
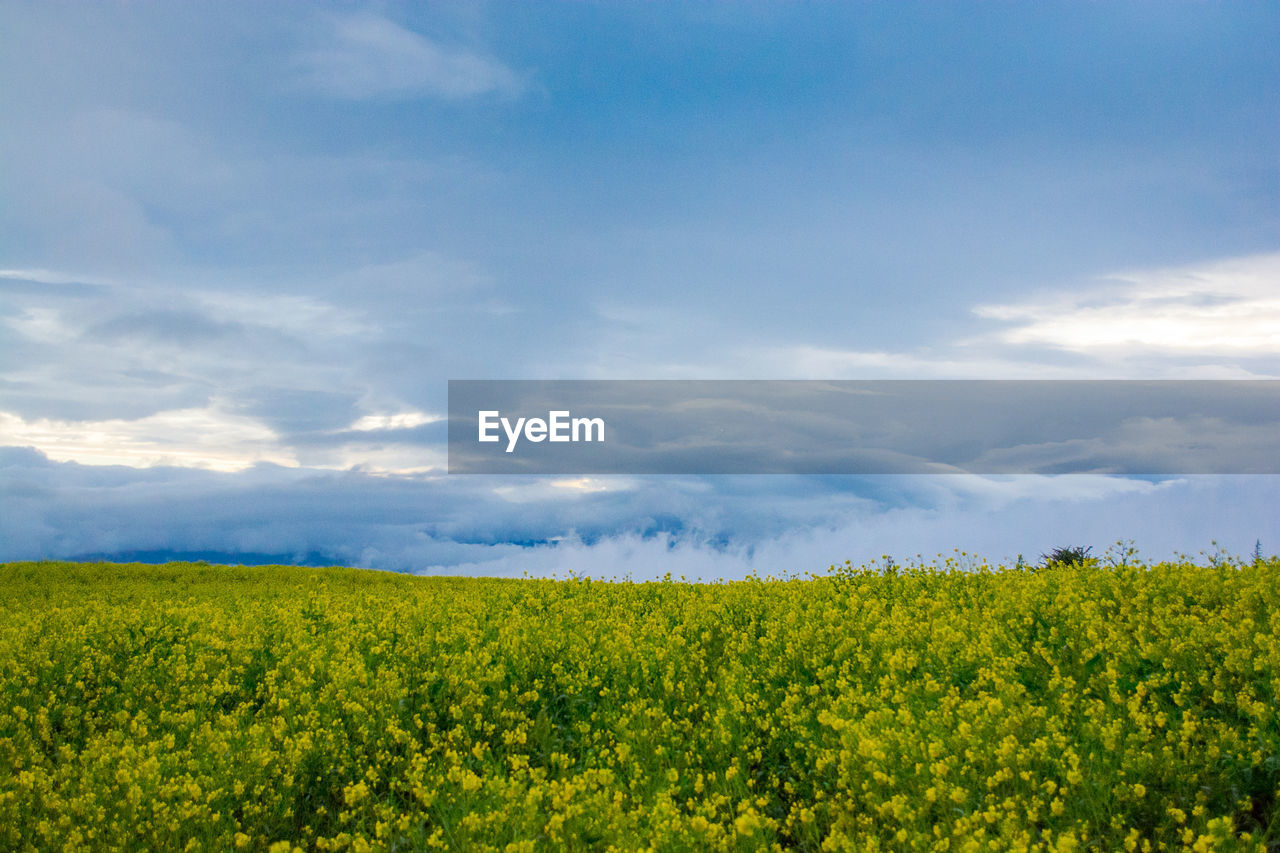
731;346;1278;380
349;411;441;432
420;476;1280;580
6;253;1275;479
0;273;370;421
974;252;1280;357
0;268;118;287
293;14;525;100
490;477;639;503
87;309;245;345
966;414;1280;475
1;100;504;278
701;253;1280;383
0;407;295;472
189;290;376;339
721;345;1100;379
0;401;455;476
0;253;504;474
4;447;1273;577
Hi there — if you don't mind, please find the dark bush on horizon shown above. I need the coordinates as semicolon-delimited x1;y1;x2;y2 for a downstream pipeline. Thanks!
1040;545;1093;568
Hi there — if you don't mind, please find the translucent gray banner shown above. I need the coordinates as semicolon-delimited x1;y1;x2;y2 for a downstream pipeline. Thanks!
447;380;1280;474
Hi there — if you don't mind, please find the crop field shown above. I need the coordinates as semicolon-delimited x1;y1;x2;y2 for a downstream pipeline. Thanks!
1;557;1277;852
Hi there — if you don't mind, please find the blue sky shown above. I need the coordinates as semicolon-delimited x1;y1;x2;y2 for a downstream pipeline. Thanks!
1;2;1277;576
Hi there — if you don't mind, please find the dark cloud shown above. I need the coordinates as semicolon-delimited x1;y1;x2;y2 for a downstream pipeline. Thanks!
3;447;1276;577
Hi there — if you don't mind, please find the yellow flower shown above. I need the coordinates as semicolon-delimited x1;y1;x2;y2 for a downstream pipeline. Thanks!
734;810;761;836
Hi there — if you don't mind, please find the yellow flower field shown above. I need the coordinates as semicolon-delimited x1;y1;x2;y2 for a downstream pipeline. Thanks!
1;557;1277;851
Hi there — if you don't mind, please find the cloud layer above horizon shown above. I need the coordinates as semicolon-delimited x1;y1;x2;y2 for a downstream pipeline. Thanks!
1;2;1277;573
4;446;1277;578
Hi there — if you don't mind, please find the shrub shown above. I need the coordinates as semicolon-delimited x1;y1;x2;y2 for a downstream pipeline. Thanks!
1040;545;1092;567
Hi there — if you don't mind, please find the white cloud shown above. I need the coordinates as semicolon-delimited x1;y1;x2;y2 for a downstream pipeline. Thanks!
0;406;297;472
492;477;637;503
191;290;376;338
713;252;1280;381
0;405;449;476
349;411;440;432
294;14;525;100
918;473;1165;507
683;343;1269;380
580;342;1274;382
5;307;76;345
0;268;117;286
297;443;445;477
422;475;1279;580
974;252;1280;356
725;345;1097;379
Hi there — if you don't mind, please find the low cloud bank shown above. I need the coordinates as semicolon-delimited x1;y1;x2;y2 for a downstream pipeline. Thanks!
3;446;1274;579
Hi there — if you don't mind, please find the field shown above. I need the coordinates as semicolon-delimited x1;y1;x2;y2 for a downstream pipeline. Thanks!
1;557;1277;852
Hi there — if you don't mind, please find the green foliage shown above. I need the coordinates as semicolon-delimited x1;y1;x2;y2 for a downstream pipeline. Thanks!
1;557;1278;851
1040;545;1093;568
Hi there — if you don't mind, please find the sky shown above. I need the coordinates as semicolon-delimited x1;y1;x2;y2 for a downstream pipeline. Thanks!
1;2;1278;577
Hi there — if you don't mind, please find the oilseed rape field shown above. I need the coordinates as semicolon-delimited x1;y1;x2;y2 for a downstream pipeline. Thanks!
1;558;1277;852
